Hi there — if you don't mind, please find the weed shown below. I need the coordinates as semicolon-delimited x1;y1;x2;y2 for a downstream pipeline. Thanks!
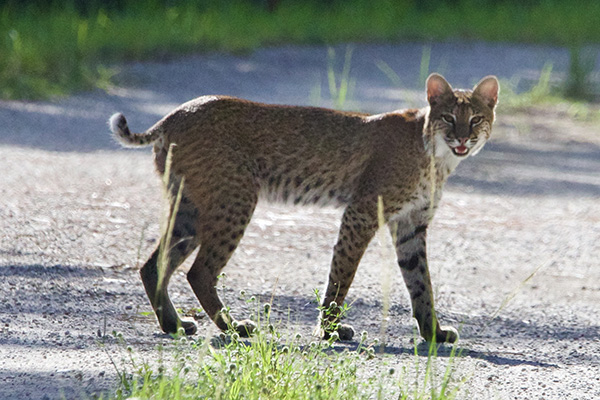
156;144;184;297
489;261;548;321
375;59;403;87
313;287;352;337
399;339;465;400
327;46;356;110
499;62;600;122
564;46;598;101
499;62;557;109
419;45;432;88
376;45;449;109
376;195;395;353
310;45;355;109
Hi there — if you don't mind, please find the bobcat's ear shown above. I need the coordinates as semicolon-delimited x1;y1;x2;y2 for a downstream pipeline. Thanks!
426;73;453;106
473;75;499;109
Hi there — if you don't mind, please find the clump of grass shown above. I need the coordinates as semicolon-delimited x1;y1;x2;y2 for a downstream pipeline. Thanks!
103;299;465;400
107;300;371;400
313;287;352;339
310;45;356;109
397;337;466;400
499;62;556;109
327;46;356;110
499;61;600;121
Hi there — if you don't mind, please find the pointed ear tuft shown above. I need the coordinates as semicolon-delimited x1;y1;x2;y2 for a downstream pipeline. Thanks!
473;75;499;109
426;73;453;106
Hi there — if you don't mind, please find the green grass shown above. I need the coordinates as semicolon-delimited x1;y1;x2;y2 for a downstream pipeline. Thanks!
102;303;464;400
498;62;600;121
498;62;557;109
2;0;600;99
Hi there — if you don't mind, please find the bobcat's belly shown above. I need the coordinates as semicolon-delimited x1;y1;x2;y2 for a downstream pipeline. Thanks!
258;177;354;208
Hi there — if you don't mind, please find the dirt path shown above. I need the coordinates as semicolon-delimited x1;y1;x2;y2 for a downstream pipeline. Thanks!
1;43;599;399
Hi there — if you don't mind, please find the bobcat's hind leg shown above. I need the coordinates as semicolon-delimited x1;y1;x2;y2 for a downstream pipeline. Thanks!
140;194;200;335
186;184;259;337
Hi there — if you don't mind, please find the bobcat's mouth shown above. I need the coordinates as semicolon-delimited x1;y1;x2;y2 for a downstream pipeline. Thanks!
450;144;469;157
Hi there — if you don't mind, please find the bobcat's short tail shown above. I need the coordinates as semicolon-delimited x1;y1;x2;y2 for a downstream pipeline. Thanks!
109;113;162;147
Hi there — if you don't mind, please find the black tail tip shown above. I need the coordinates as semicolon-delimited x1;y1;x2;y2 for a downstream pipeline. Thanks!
109;112;128;134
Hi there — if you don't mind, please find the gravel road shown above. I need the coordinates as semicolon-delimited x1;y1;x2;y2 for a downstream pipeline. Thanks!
1;42;599;399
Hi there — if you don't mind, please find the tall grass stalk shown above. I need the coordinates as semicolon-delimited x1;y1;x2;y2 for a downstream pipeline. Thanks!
327;46;355;109
157;144;184;293
375;59;403;87
565;46;598;100
376;196;395;353
489;260;548;321
419;45;432;87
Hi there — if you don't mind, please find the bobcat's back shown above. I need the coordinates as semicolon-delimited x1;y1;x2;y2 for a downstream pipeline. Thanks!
113;96;428;208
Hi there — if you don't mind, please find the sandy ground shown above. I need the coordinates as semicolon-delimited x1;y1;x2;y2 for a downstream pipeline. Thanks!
1;43;599;399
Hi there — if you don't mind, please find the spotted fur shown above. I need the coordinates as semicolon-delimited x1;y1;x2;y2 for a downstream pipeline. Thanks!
109;73;499;342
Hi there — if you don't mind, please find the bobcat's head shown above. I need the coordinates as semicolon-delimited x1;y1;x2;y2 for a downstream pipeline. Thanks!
426;73;499;158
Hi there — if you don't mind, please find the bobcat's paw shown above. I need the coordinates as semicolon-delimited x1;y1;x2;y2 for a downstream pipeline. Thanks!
318;323;355;341
183;319;198;335
436;326;459;343
233;319;256;337
335;324;355;341
163;318;197;336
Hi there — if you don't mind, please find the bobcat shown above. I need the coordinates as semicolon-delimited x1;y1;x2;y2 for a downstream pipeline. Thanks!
109;73;498;343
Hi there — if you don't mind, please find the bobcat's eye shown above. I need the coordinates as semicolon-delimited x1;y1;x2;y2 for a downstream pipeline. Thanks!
441;114;455;124
470;115;483;126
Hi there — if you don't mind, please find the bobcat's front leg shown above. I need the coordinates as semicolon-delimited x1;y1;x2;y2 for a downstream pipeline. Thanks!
319;203;378;341
391;220;458;343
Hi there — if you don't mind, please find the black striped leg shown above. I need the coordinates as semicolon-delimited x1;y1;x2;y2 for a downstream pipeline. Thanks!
391;220;458;343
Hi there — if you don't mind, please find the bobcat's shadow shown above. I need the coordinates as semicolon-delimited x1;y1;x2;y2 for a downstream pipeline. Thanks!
249;292;599;367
